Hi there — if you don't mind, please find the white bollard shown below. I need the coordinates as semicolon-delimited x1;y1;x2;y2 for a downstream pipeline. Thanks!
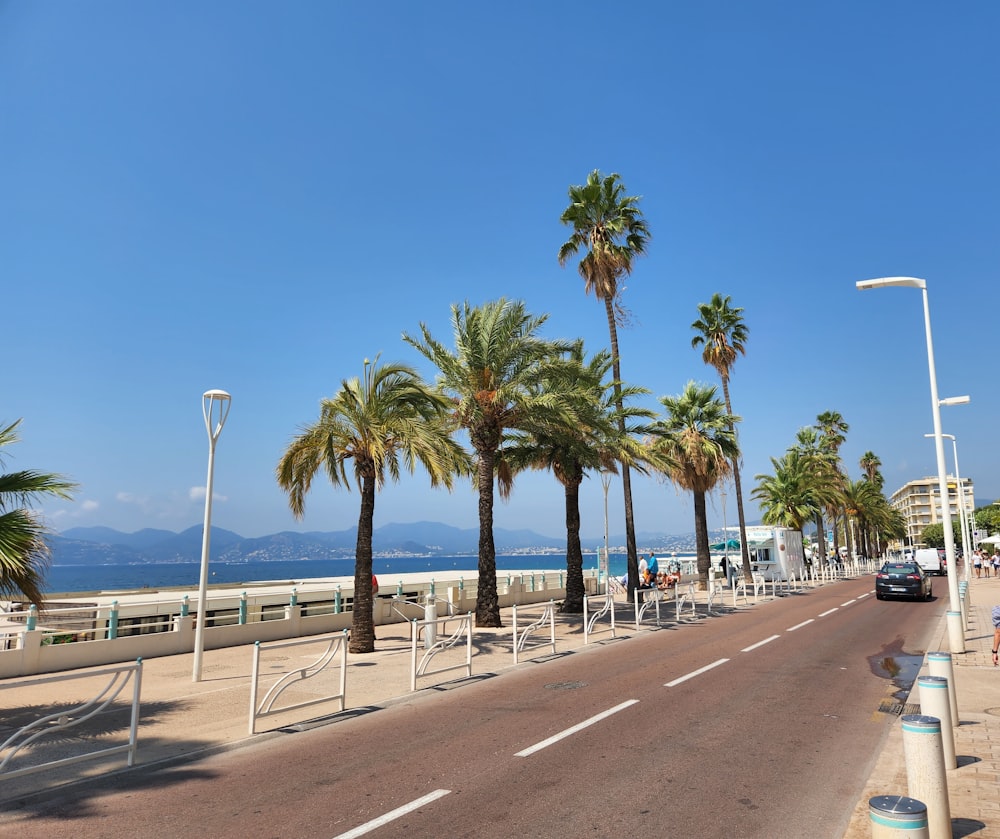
901;715;951;839
423;594;437;650
869;794;929;839
945;610;966;654
917;676;955;769
926;652;958;729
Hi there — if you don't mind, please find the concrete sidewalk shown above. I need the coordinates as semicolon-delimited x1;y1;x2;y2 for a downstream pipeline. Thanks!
841;573;1000;838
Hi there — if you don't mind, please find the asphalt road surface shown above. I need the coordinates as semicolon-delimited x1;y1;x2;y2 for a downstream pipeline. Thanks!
6;578;940;838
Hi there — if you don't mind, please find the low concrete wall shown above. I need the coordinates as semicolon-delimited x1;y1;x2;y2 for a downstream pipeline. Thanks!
0;570;586;678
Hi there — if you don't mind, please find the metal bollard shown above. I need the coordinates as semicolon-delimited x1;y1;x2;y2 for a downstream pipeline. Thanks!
926;652;958;728
901;715;951;839
917;676;955;769
423;593;437;649
869;795;929;838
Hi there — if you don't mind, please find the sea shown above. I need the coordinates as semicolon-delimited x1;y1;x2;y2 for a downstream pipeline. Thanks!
42;553;686;595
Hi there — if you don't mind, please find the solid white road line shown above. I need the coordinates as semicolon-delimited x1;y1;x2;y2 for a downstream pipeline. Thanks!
665;658;729;687
787;619;815;632
331;789;451;839
818;608;838;617
741;635;781;653
514;699;640;758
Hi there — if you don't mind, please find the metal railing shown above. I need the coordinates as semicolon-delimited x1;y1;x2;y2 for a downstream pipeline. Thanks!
511;601;557;664
248;630;349;735
409;613;473;692
583;591;616;643
0;659;143;780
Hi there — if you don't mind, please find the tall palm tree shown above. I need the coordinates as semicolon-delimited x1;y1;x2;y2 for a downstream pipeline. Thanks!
276;357;468;653
649;382;739;589
691;293;751;581
0;420;77;607
404;299;575;627
559;170;650;594
816;411;850;558
499;347;651;613
859;451;883;488
791;427;836;566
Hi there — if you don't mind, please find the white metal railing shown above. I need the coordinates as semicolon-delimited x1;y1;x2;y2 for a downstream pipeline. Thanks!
0;659;143;780
248;630;349;735
583;591;616;644
409;613;472;691
675;582;698;620
511;601;557;664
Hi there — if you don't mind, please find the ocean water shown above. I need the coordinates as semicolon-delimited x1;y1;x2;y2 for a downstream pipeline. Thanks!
43;553;659;595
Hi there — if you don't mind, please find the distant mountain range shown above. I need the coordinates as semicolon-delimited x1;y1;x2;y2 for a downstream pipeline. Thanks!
50;522;700;566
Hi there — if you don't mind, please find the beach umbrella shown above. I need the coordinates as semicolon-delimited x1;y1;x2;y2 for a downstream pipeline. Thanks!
979;534;1000;544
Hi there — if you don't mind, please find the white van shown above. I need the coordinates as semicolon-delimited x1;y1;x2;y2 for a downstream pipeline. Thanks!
914;548;943;576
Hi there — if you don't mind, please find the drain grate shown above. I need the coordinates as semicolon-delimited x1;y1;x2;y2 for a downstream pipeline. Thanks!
878;700;921;716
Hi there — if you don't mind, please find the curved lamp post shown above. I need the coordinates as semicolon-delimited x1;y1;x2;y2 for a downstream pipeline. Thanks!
856;277;964;652
925;429;972;583
193;389;231;682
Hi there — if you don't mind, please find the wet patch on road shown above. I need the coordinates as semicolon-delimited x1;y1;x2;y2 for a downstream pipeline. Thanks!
868;637;924;715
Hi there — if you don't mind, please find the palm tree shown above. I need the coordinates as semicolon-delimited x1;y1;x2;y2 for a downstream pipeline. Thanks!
499;347;651;612
649;382;739;589
791;427;836;566
691;293;751;581
559;170;650;594
816;411;850;557
752;449;820;532
276;357;468;653
0;420;77;607
404;299;575;627
859;451;883;488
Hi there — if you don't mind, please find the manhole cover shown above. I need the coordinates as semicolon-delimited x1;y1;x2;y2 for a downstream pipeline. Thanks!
545;681;587;691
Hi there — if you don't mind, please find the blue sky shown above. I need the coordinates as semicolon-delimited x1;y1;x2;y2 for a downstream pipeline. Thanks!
3;2;997;542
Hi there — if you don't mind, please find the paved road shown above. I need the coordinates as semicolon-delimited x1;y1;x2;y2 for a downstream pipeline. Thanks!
4;577;940;838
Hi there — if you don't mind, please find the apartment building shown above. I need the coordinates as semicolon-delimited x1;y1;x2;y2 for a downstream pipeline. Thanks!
889;476;975;548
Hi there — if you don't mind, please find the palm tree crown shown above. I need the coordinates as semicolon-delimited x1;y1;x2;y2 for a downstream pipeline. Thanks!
276;357;467;652
0;419;77;607
558;170;650;305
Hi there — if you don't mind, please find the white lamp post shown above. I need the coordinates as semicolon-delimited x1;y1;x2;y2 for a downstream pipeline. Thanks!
193;389;231;682
857;277;964;652
925;429;972;583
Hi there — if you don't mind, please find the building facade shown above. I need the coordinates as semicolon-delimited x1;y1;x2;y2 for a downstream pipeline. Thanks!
889;476;975;549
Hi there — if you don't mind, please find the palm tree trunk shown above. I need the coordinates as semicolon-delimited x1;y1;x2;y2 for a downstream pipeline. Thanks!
350;471;376;654
603;296;639;594
814;512;826;568
561;477;585;613
694;490;711;589
719;377;752;583
475;446;501;627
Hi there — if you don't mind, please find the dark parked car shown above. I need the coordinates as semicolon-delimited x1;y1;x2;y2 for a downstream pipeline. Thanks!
875;562;933;601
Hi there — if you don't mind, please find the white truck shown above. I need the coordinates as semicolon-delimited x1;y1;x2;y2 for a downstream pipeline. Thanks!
740;526;807;581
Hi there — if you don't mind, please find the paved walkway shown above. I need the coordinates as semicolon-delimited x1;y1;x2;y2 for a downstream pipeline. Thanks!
4;574;999;836
842;573;1000;838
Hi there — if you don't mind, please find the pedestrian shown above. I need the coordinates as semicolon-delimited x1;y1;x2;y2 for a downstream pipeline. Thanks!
992;606;1000;667
993;551;1000;578
974;550;983;578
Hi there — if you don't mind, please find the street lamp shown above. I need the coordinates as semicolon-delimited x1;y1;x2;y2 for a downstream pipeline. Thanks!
856;277;964;652
193;389;231;682
924;430;972;583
